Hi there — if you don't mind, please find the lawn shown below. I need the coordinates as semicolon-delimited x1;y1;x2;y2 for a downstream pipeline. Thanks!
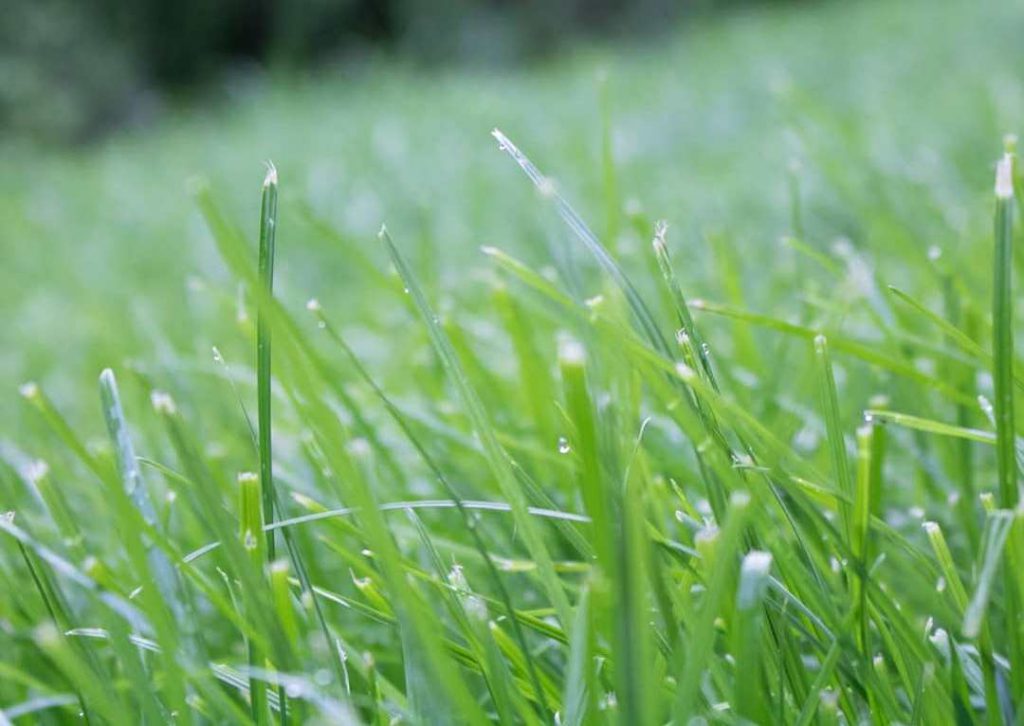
2;0;1024;722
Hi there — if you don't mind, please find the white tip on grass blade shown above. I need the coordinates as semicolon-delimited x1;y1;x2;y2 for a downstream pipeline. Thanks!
558;336;586;367
962;509;1014;638
737;551;773;609
149;390;177;416
652;220;669;255
995;154;1014;199
263;161;278;188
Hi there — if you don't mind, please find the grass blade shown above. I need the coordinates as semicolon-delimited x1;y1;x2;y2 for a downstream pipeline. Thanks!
379;225;572;629
258;163;279;561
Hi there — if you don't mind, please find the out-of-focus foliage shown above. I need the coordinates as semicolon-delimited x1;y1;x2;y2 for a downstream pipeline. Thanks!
0;0;141;143
3;0;696;143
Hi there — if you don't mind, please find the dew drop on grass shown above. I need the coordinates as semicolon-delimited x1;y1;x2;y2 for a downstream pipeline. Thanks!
243;529;257;550
557;436;571;454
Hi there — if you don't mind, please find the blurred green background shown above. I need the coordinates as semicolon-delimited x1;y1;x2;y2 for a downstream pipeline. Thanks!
2;0;1022;427
3;0;713;143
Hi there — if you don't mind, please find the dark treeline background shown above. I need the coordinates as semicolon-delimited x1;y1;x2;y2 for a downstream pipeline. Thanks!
3;0;772;143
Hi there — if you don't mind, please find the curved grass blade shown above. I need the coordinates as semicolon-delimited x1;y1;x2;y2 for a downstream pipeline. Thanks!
491;129;671;359
99;369;194;722
380;225;572;630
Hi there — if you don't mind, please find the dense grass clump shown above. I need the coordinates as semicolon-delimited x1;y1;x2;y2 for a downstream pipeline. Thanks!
3;0;1024;722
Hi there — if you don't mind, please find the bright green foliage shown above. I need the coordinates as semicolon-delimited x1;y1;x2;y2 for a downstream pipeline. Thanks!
3;0;1024;722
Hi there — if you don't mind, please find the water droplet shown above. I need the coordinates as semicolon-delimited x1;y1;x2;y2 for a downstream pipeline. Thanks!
557;436;571;454
243;529;257;550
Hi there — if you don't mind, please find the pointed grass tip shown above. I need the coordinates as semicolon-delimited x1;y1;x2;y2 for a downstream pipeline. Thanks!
996;153;1014;199
150;390;177;416
558;336;586;366
652;220;669;254
263;161;278;188
24;459;49;484
491;127;511;151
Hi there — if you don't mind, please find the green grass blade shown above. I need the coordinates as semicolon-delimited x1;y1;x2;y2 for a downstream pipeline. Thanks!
962;510;1014;639
733;550;773;723
814;336;853;538
379;225;572;629
991;151;1022;700
258;163;279;561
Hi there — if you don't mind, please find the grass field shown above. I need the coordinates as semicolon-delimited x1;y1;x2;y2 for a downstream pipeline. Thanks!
3;0;1024;722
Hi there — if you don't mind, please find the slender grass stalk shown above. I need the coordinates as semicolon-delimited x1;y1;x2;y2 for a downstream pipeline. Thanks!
258;162;279;561
923;520;1000;719
733;550;773;723
814;336;853;535
309;299;554;723
239;471;270;725
98;369;193;723
674;491;752;718
992;151;1017;507
380;224;572;630
256;165;290;723
852;417;884;662
992;150;1022;702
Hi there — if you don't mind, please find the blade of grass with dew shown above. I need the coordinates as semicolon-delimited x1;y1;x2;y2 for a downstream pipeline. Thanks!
923;520;1001;718
307;301;555;717
99;368;194;722
257;161;294;725
406;510;522;726
239;472;271;725
692;300;979;406
196;178;352;698
271;326;489;722
561;335;655;724
963;509;1015;640
344;439;490;724
673;490;753;719
379;225;572;629
491;129;670;359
